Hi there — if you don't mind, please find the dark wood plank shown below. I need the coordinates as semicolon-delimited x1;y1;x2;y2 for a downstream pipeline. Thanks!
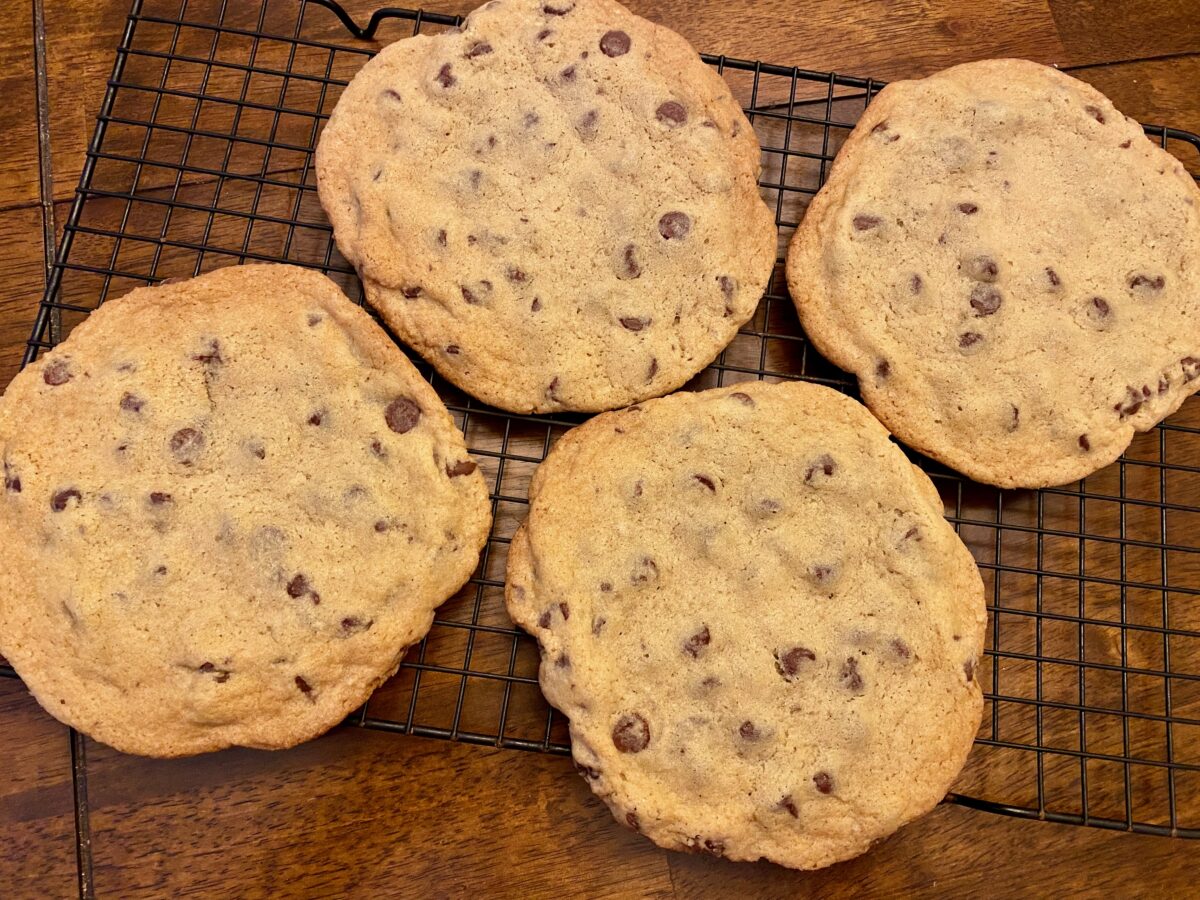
87;730;674;898
0;679;78;899
0;206;50;387
1050;0;1200;66
1068;54;1200;136
0;0;39;208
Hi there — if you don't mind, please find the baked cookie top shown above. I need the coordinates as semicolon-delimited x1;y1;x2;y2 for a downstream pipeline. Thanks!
316;0;775;413
786;59;1200;488
505;380;985;870
0;264;491;757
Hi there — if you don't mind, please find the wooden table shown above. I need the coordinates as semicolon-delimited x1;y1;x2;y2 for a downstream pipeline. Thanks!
3;1;1200;896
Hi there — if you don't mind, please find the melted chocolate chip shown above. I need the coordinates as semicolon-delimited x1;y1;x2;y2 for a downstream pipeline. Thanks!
1119;139;1132;149
435;63;455;88
42;360;71;386
619;316;648;332
840;657;865;693
718;275;736;314
730;391;753;406
461;280;493;304
909;273;923;294
1008;404;1020;432
876;359;891;379
506;267;528;284
612;713;650;752
963;255;998;283
600;581;612;592
957;202;979;215
531;297;543;312
446;459;478;477
658;211;691;240
970;285;1002;317
374;520;390;533
286;574;319;605
632;556;658;584
169;428;205;465
1114;384;1149;418
810;564;836;585
738;720;760;740
964;659;977;682
852;214;881;231
341;616;373;634
599;29;630;57
436;228;448;247
543;1;575;14
149;491;172;505
50;488;82;512
890;638;912;659
592;615;606;636
558;602;570;620
446;345;460;355
192;339;224;366
120;393;144;413
684;626;710;658
401;285;423;299
779;795;799;818
813;771;834;794
693;474;716;493
308;410;324;426
465;41;492;59
959;332;984;350
1045;267;1062;289
294;675;313;696
1129;273;1166;295
3;463;21;494
559;64;577;82
537;609;552;629
656;101;687;126
1086;296;1112;324
617;244;641;280
646;358;658;382
385;397;421;434
774;646;816;681
1084;104;1106;124
804;453;837;484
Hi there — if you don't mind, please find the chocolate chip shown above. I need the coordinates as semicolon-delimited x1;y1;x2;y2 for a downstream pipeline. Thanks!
42;360;71;386
813;771;834;794
546;375;561;400
957;202;979;215
446;345;460;355
890;638;911;659
1129;273;1166;296
1085;104;1106;124
1159;375;1171;394
1119;139;1132;149
465;41;492;59
50;488;82;512
461;280;493;304
530;296;543;312
909;273;923;294
656;101;687;126
962;255;998;283
435;63;455;88
192;339;224;366
1008;404;1020;432
374;520;390;533
385;397;421;434
3;463;21;494
381;89;402;104
1085;296;1112;326
599;581;612;592
555;654;571;669
286;573;319;605
537;610;552;629
592;616;606;636
308;410;324;426
964;659;977;682
683;625;710;658
876;359;891;379
619;316;648;332
436;228;448;247
1114;384;1149;418
341;616;373;634
970;285;1002;317
149;491;172;505
646;358;658;381
804;453;837;484
401;285;423;299
729;391;753;406
543;1;575;14
1045;267;1062;289
615;243;642;280
774;646;815;681
870;120;900;142
599;29;630;56
693;474;716;492
559;64;577;82
1078;434;1091;452
840;657;864;693
718;275;736;314
959;332;984;350
810;564;836;586
738;720;760;740
558;602;570;621
852;214;881;231
612;713;650;752
632;556;658;584
169;427;205;465
658;212;691;240
446;459;477;477
505;266;528;284
1182;357;1200;382
779;795;799;818
120;393;144;413
294;675;313;696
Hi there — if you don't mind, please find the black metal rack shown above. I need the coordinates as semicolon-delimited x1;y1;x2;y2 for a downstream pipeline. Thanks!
9;0;1200;839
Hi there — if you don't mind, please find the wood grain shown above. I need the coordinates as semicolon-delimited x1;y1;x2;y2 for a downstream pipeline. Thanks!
2;1;1200;897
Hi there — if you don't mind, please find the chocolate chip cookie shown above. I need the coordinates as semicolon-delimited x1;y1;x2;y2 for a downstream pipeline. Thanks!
316;0;775;413
786;59;1200;488
0;264;491;756
505;380;985;870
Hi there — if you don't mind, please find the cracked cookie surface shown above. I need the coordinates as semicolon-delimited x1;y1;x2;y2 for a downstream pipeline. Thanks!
786;59;1200;488
505;380;985;870
0;264;491;756
316;0;775;413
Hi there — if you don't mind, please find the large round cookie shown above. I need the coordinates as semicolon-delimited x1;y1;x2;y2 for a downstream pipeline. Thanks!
786;59;1200;488
0;264;491;757
316;0;775;414
505;380;985;870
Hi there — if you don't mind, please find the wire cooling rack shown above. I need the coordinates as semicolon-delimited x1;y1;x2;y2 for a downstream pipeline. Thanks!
9;0;1200;839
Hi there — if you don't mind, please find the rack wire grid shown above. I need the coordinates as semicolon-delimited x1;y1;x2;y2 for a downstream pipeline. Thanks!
6;0;1200;839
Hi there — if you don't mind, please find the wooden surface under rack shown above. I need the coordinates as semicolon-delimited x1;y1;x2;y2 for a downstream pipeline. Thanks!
3;1;1200;897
